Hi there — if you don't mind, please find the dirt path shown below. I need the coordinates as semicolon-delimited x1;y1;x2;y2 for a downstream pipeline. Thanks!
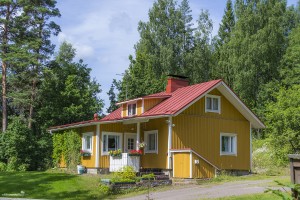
120;179;280;200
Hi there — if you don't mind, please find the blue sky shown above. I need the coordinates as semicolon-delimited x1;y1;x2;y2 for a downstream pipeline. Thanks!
52;0;298;113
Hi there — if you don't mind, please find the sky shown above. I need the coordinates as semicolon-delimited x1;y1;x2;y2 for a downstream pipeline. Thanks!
52;0;298;114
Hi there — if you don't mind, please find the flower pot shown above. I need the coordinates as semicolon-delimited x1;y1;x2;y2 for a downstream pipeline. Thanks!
77;165;85;175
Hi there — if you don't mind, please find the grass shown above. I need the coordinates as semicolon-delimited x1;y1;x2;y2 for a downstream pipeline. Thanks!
208;193;282;200
0;171;107;200
196;173;290;186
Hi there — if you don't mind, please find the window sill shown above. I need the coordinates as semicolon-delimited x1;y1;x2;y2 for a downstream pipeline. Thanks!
205;109;220;114
144;151;158;154
220;152;237;156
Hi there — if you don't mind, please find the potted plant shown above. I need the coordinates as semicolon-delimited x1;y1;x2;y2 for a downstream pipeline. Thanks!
138;142;146;150
80;150;91;157
128;149;143;156
109;149;122;157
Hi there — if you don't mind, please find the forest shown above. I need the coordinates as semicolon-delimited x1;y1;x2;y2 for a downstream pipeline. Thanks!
0;0;300;172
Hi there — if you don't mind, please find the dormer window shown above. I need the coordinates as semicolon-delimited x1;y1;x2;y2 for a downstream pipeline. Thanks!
127;103;137;116
205;94;221;113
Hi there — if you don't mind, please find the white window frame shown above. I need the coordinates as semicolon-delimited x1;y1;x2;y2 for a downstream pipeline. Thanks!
205;94;221;114
124;133;137;152
82;132;94;154
220;133;237;156
101;132;123;156
144;130;158;154
127;102;137;116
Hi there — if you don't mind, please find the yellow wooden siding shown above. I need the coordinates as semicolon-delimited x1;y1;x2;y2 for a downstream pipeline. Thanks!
144;98;164;112
173;88;250;170
140;117;168;169
192;153;215;178
173;152;190;178
100;123;137;168
122;104;126;117
80;126;96;168
137;100;142;115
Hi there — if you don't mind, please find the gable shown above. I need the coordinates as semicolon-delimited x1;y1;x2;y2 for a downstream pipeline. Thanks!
182;88;247;121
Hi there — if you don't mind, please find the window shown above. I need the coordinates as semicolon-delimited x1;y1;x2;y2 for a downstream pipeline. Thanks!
82;132;93;153
144;130;158;153
102;132;122;155
127;103;137;116
220;133;237;155
205;94;221;113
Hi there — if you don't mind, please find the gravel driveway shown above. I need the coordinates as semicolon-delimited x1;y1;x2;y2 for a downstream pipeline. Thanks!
121;179;281;200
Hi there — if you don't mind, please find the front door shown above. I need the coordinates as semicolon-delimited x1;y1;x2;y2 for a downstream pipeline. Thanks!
124;133;137;152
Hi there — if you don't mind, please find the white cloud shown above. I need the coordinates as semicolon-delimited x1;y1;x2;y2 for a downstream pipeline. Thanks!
53;0;225;114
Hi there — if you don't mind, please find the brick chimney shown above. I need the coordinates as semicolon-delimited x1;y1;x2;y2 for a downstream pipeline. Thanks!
166;75;189;93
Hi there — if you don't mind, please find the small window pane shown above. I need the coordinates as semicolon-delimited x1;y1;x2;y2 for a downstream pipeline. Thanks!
128;138;134;150
230;137;234;153
108;135;117;151
103;135;107;152
148;133;156;151
206;97;212;109
213;98;219;110
86;136;91;150
222;136;229;152
132;104;136;115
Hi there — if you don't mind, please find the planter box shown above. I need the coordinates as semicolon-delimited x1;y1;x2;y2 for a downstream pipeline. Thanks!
128;154;142;156
109;153;140;172
81;153;91;157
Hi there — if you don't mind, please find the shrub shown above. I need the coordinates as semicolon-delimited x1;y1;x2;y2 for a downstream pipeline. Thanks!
111;166;137;183
0;162;6;171
98;184;111;195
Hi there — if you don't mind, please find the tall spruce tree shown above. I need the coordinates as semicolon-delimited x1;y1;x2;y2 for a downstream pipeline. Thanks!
213;0;235;85
106;79;119;113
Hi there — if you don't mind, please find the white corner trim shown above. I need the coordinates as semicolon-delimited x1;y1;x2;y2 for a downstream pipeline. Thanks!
250;122;252;172
167;116;172;169
144;130;158;154
95;125;100;168
190;151;193;178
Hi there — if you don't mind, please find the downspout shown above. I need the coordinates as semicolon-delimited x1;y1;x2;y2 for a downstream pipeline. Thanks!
167;116;172;169
95;124;100;168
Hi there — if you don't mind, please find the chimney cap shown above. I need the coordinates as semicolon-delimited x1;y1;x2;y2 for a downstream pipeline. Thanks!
167;74;188;79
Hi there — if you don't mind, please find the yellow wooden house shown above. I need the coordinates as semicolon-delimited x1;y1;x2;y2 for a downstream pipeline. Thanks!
49;75;265;178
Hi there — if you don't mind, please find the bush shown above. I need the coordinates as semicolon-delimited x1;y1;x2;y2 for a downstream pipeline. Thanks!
111;166;137;183
0;162;6;171
98;184;111;195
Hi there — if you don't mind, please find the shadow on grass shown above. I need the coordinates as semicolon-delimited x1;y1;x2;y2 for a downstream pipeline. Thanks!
0;172;107;200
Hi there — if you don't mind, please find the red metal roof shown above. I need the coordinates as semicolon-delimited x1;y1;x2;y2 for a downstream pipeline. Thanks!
100;79;222;122
49;79;222;130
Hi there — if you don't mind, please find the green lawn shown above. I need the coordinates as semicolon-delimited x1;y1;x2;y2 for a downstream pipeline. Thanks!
0;171;107;200
209;193;281;200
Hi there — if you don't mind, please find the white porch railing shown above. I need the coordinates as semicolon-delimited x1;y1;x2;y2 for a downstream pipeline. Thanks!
109;153;140;172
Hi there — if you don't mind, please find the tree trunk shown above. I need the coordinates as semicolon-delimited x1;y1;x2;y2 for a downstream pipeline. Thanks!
2;61;7;132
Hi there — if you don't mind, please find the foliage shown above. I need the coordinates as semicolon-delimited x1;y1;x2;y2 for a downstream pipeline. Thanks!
266;85;300;165
109;149;122;157
98;184;112;195
142;173;155;179
0;162;6;172
38;41;104;129
265;181;300;200
52;130;81;171
0;117;35;171
111;166;137;183
107;79;119;113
